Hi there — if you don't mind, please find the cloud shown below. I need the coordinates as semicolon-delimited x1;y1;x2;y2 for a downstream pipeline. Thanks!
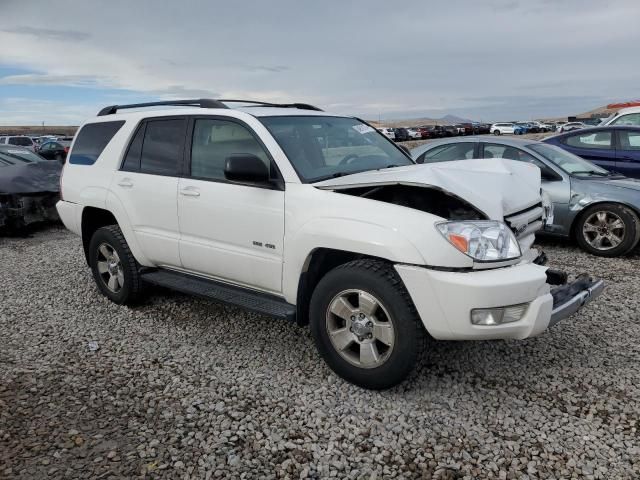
1;26;89;41
0;0;638;124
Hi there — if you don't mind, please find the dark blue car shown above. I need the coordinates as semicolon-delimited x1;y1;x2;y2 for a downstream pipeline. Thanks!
543;126;640;178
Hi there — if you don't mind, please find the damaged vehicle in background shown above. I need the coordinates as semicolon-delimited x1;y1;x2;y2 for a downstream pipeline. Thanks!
57;99;603;389
0;145;62;231
413;136;640;256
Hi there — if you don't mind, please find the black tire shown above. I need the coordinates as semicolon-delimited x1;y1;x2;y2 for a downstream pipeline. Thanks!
575;203;640;257
493;130;501;135
309;259;425;390
89;225;142;304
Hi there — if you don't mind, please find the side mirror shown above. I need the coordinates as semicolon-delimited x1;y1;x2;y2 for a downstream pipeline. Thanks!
224;154;270;184
540;167;560;181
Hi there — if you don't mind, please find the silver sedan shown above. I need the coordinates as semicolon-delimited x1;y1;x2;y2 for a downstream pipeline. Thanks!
411;137;640;257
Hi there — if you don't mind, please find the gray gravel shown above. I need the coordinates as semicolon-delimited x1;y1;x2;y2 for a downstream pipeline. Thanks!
1;227;639;479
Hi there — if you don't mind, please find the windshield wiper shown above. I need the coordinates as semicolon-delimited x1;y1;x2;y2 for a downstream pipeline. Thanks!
571;170;610;177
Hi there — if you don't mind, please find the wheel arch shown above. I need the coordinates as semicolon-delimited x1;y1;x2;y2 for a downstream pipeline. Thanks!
294;248;393;326
569;200;640;240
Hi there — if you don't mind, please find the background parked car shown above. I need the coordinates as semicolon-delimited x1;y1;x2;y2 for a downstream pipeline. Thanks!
600;106;640;127
558;122;587;133
406;128;422;140
393;127;410;142
543;126;640;178
0;145;61;230
0;136;36;151
377;127;396;140
38;140;71;163
411;136;640;257
490;123;517;135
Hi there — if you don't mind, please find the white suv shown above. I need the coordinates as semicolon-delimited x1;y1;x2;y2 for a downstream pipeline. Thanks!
57;99;603;389
490;123;516;135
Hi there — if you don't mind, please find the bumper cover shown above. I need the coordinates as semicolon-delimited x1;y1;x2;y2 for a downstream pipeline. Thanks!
395;262;604;341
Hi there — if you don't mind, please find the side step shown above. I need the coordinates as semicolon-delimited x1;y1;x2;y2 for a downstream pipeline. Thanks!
141;270;296;322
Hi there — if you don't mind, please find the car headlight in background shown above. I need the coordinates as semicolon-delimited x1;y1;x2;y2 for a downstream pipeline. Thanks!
436;220;521;262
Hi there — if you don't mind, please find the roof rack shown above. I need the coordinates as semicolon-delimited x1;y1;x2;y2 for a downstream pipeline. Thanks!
218;99;324;112
97;98;324;116
97;99;228;116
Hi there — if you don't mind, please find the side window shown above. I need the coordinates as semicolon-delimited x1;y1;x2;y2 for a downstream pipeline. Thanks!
190;118;270;181
140;118;186;175
483;143;546;169
121;124;145;171
423;143;475;163
564;131;612;149
611;113;640;126
69;121;125;165
618;131;640;150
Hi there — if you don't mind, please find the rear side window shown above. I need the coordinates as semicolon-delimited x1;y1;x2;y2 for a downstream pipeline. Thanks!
121;124;145;171
564;131;612;150
422;143;475;163
611;113;640;126
140;118;186;175
69;121;125;165
8;137;33;147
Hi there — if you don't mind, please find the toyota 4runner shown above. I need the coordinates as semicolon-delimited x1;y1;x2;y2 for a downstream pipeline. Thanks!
57;99;604;389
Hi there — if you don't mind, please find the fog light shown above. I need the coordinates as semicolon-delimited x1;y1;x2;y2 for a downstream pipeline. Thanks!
471;303;529;325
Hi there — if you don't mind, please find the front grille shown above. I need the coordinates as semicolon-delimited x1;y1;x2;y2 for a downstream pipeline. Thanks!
504;202;544;240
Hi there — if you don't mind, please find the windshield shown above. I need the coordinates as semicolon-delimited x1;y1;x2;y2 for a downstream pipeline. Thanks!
259;116;413;182
528;143;610;176
0;148;45;164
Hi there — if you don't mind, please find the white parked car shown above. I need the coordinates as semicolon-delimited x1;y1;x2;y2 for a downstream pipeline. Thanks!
56;98;602;389
557;122;587;133
490;123;516;135
0;135;36;151
406;128;421;139
377;127;396;140
600;106;640;127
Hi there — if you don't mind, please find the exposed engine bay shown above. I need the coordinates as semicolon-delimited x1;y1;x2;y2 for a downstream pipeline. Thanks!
335;184;487;221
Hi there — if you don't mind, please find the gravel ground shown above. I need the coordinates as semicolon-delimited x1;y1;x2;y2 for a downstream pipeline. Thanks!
1;227;639;479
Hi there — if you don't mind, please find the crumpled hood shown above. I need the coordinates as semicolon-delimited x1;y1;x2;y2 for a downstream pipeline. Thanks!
0;161;62;194
313;159;542;220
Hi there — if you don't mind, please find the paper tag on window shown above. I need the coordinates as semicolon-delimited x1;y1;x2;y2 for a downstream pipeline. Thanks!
352;124;375;134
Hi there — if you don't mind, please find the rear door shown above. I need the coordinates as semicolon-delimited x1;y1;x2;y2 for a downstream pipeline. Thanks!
560;130;616;171
177;116;285;293
112;117;187;267
615;129;640;178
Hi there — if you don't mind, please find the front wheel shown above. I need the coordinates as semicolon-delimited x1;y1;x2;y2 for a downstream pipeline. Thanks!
493;130;501;135
309;260;425;390
575;203;640;257
89;225;142;304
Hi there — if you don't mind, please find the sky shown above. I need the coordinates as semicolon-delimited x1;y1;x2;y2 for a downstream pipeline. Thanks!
0;0;638;125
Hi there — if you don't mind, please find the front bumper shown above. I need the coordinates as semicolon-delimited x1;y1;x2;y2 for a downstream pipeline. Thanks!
395;261;603;341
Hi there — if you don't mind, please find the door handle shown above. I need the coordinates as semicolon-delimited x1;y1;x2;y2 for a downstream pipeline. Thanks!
180;187;200;197
117;179;133;188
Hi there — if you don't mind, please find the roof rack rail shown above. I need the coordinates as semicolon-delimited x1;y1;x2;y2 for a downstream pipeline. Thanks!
97;98;229;116
218;99;324;112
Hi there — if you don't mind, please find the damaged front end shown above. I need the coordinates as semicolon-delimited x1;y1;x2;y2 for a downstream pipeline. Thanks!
546;269;605;327
0;193;61;231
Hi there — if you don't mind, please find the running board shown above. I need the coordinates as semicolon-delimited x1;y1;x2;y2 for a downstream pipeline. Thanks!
141;270;296;322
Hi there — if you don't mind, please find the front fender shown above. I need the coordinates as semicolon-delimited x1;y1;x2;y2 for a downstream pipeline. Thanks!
282;217;425;303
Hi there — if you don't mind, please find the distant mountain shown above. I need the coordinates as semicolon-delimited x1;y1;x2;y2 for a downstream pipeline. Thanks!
438;114;474;124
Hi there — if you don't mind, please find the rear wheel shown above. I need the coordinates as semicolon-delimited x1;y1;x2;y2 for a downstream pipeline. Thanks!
493;129;501;135
89;225;142;304
309;259;425;390
575;203;640;257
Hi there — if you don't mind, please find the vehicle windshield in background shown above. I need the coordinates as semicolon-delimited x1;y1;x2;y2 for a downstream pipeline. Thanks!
528;143;611;176
0;147;45;164
259;116;413;182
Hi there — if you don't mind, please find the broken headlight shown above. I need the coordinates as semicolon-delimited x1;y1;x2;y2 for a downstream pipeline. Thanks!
436;220;521;262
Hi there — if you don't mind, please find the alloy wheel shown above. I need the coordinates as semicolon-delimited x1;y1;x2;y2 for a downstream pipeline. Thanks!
325;289;395;369
582;210;625;251
96;243;124;292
